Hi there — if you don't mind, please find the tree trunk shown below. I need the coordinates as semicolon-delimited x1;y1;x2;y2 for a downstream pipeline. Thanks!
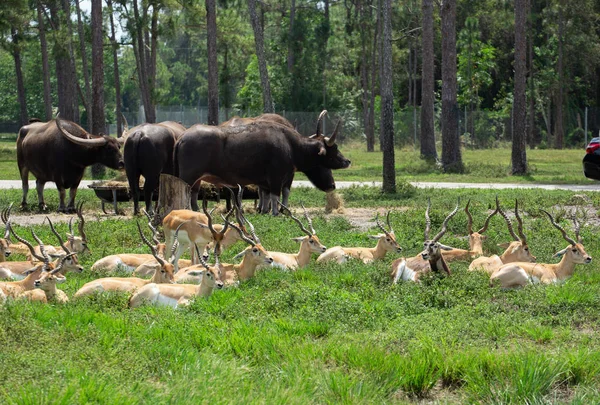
50;1;79;123
107;0;122;137
554;1;564;149
37;1;53;121
380;0;395;193
367;0;380;152
159;174;191;219
76;0;92;130
91;0;106;178
248;0;274;113
206;0;219;125
441;0;462;172
132;0;155;123
359;0;370;151
512;0;528;174
287;0;296;73
62;0;80;123
527;1;535;146
11;27;28;126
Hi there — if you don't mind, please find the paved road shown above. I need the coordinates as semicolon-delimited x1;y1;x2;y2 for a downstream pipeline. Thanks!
1;179;598;192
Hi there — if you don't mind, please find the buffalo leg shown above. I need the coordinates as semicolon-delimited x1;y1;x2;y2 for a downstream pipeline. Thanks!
259;188;271;214
143;176;158;215
191;189;200;211
57;188;68;213
36;180;47;211
281;187;291;207
270;193;281;216
19;167;29;209
67;187;78;213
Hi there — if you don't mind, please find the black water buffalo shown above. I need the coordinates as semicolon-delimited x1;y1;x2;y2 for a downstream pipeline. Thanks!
17;116;124;213
124;121;187;215
175;112;350;215
220;113;297;213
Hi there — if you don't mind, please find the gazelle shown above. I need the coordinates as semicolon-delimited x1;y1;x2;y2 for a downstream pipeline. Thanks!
162;202;241;271
74;222;175;298
0;220;83;280
0;228;74;300
174;186;273;285
317;211;402;264
267;203;327;270
391;199;459;283
469;199;536;275
129;244;224;308
490;210;592;288
90;213;169;273
0;206;11;262
20;260;73;304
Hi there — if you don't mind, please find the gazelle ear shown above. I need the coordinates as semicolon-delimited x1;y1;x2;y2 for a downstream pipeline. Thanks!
553;247;568;258
368;234;385;240
55;275;67;284
233;249;247;260
498;242;510;249
66;233;75;241
291;236;306;243
49;253;63;259
438;243;454;251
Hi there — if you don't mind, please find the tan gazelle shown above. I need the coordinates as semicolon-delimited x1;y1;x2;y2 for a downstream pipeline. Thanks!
129;243;224;309
0;219;83;280
490;210;592;288
469;198;536;275
0;227;74;301
74;222;176;298
391;199;459;283
267;203;327;270
90;213;170;273
317;211;402;264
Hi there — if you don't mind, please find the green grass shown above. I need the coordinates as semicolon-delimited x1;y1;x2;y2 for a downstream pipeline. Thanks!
1;188;600;403
0;136;592;185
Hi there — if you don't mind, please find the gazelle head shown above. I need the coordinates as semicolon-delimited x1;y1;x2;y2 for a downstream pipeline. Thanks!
223;214;273;267
369;211;402;254
542;210;592;265
142;208;167;257
136;221;176;283
465;199;497;253
33;253;75;290
66;202;90;254
280;202;327;254
497;198;536;263
46;216;84;273
191;244;224;291
1;204;13;259
421;199;459;267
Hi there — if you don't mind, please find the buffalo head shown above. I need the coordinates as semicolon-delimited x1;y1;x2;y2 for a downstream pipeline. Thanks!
309;111;351;170
56;115;124;170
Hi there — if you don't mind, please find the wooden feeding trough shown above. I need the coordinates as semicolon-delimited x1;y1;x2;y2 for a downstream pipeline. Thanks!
89;176;260;216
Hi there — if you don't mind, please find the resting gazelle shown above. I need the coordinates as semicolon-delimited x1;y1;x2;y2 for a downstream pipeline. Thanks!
317;211;402;264
268;203;327;270
391;199;459;283
469;198;536;275
490;210;592;288
74;222;176;298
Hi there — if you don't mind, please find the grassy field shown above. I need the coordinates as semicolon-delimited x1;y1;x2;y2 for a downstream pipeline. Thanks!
0;136;592;184
1;188;599;403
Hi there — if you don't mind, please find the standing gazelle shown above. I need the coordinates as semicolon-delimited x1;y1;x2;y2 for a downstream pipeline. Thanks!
490;210;592;288
317;211;402;264
268;203;327;270
391;199;459;283
469;198;536;275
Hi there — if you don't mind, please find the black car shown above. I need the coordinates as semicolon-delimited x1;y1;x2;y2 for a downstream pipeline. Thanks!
583;137;600;180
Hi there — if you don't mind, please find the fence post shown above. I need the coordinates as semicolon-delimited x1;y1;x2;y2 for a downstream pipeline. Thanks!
584;106;588;146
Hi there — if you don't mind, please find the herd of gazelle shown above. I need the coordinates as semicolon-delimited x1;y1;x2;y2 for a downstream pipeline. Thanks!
0;192;593;307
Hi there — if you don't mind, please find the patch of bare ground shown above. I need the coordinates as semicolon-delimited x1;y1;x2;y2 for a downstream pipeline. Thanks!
392;381;464;404
310;207;411;232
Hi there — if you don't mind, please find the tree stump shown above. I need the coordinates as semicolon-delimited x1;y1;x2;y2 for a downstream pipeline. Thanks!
158;174;191;220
